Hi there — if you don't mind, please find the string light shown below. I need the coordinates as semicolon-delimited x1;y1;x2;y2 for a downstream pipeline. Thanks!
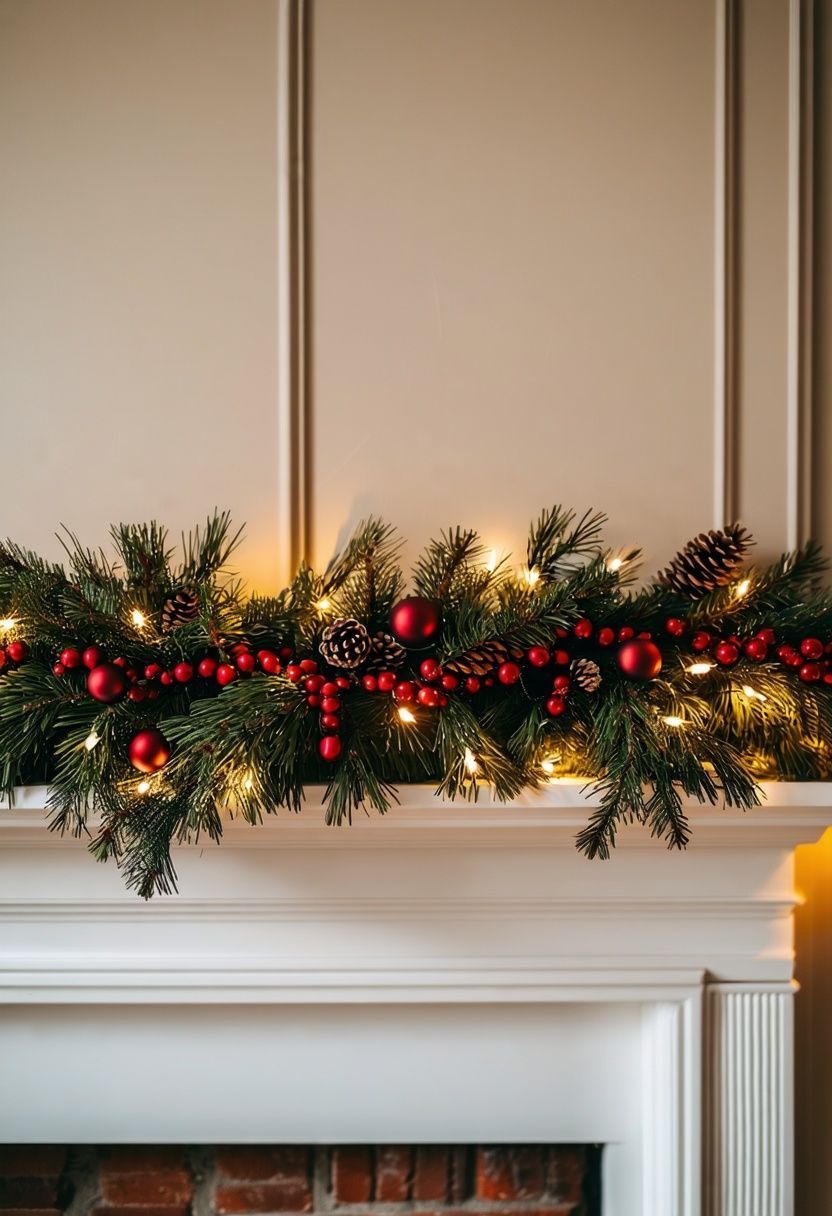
131;608;147;629
661;715;685;728
397;706;416;724
463;747;479;774
735;579;751;599
522;567;540;587
687;661;714;675
83;732;100;752
485;550;498;574
136;779;151;795
0;618;16;633
540;758;556;775
316;598;332;613
242;773;254;790
742;685;768;703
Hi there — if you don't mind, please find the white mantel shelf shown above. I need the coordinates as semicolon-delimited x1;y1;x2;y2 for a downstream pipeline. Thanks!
2;782;831;1215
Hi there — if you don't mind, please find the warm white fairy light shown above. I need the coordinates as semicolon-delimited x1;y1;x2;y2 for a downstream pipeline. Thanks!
242;773;254;791
485;550;498;574
522;566;540;587
397;705;416;724
662;715;685;728
463;747;479;774
606;556;624;573
735;579;751;599
83;732;100;751
686;661;715;676
0;618;16;633
316;597;332;613
136;779;151;795
742;685;768;703
540;758;556;775
131;608;147;628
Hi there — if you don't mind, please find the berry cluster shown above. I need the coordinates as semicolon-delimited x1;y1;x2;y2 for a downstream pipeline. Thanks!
0;639;29;671
688;625;832;683
283;657;351;761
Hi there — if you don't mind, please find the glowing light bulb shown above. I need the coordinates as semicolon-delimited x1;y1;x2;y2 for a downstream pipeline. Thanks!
522;567;540;587
136;779;151;795
607;556;623;573
485;550;498;574
463;747;479;774
242;774;253;791
83;732;100;751
540;758;556;775
397;706;416;724
131;608;147;628
687;662;714;675
316;598;332;613
662;715;685;728
0;618;16;633
735;579;751;599
742;685;767;703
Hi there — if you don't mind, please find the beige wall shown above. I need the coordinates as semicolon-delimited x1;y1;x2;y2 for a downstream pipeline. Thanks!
1;0;831;1203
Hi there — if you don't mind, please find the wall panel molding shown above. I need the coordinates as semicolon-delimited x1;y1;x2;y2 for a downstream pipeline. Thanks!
713;0;738;529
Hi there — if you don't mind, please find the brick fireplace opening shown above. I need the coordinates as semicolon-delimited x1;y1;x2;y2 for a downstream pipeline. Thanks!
0;1145;602;1216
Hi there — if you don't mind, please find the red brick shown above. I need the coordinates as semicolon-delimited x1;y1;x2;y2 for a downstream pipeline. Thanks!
93;1208;189;1216
546;1147;587;1205
373;1148;411;1203
411;1148;449;1203
99;1173;192;1209
331;1149;372;1205
475;1147;546;1202
215;1181;313;1215
215;1148;310;1185
0;1210;63;1216
0;1151;66;1178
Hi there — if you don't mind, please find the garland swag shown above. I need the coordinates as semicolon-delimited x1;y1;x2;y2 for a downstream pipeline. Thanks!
0;508;830;897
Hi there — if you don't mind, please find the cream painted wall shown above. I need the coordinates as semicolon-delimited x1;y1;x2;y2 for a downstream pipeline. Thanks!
0;0;281;591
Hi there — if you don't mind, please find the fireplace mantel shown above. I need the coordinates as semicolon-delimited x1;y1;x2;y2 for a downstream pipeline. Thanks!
2;782;830;1216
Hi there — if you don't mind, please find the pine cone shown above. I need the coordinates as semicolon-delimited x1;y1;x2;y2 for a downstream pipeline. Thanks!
658;524;752;600
571;657;602;693
161;586;200;631
363;631;406;673
444;638;510;677
319;618;372;669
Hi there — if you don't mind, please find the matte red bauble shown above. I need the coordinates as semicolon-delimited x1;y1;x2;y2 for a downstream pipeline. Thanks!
617;639;662;681
319;734;342;762
86;663;128;703
128;728;171;774
390;596;442;647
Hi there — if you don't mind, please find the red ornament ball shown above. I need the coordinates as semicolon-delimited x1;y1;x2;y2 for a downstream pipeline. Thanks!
800;637;824;660
545;696;567;717
617;639;663;680
597;627;616;647
714;641;739;667
526;646;550;668
744;638;768;662
60;647;82;669
390;596;442;647
319;734;342;762
128;728;171;774
691;631;712;653
87;663;128;703
497;661;522;685
664;617;687;637
216;663;237;686
173;661;193;684
6;640;28;663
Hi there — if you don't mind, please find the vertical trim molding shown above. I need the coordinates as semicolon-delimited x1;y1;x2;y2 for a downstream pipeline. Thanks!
713;0;738;529
276;0;309;585
786;0;814;549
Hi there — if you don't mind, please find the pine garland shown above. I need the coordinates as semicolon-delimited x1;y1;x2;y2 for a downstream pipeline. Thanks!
0;508;831;897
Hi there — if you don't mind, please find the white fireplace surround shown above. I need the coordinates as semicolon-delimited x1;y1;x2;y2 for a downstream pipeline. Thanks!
0;781;829;1216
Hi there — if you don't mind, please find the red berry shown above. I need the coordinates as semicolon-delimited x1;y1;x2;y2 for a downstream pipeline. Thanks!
756;628;777;646
553;674;571;693
362;674;378;692
236;651;256;673
197;657;218;678
464;676;481;694
258;650;281;673
320;712;341;732
146;687;160;701
126;668;139;683
307;694;322;708
81;645;103;669
159;671;174;686
305;674;325;693
279;646;294;661
440;673;459;691
144;663;163;681
417;686;440;707
691;631;712;652
285;664;303;682
127;686;146;703
555;627;569;639
216;663;237;686
173;661;193;683
744;639;768;662
664;617;687;637
553;649;570;666
526;646;550;667
800;637;824;660
335;676;351;690
497;661;522;685
800;662;822;683
597;627;615;647
319;734;342;762
6;640;28;663
438;694;448;707
617;626;635;642
484;677;495;687
394;681;417;703
714;641;739;667
60;647;82;669
574;619;593;639
420;658;440;681
637;631;652;640
377;671;396;692
321;681;339;697
824;673;832;685
545;696;567;717
299;659;318;674
231;642;251;656
52;661;65;677
321;696;341;714
112;656;128;668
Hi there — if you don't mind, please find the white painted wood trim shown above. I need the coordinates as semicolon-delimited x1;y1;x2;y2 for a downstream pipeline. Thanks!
713;0;737;528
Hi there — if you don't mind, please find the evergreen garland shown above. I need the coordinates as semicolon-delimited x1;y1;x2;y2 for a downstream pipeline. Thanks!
0;508;830;897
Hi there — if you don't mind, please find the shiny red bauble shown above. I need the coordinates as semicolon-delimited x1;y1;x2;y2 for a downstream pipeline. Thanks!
215;663;237;686
744;638;768;662
86;662;128;703
390;596;442;647
800;662;822;683
173;661;193;684
714;641;739;667
236;651;256;673
597;627;616;647
128;727;171;774
617;639;663;680
574;619;593;640
497;661;522;685
394;681;417;702
60;647;82;669
6;640;28;663
526;646;550;668
800;637;824;660
319;734;342;762
197;657;217;678
664;617;687;637
691;631;712;652
545;696;567;717
82;645;104;670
